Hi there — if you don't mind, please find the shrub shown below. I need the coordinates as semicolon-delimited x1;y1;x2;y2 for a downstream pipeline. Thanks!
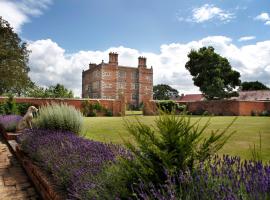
81;101;109;117
251;110;257;116
93;102;102;111
0;95;18;115
156;100;187;113
88;110;97;117
0;115;22;132
16;103;35;115
34;103;83;134
17;129;127;199
81;100;91;116
259;110;270;116
105;109;113;117
92;112;236;199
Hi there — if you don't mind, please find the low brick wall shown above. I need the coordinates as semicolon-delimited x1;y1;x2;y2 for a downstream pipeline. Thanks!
0;97;125;116
143;100;270;116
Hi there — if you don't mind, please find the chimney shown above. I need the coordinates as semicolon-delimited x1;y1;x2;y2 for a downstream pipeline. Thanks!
138;56;147;68
109;52;118;65
89;63;97;69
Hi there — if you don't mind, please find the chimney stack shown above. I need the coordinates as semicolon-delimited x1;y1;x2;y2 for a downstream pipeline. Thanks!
109;52;118;65
89;63;97;69
138;56;147;68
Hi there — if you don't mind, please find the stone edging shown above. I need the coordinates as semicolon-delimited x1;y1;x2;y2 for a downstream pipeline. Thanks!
3;132;66;200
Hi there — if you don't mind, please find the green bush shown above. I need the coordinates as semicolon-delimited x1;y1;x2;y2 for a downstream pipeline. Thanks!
251;110;257;116
156;100;186;113
16;103;34;115
93;102;102;111
259;110;270;116
34;103;83;134
81;101;112;117
81;101;91;116
88;110;97;117
0;95;18;115
91;112;236;199
104;109;113;117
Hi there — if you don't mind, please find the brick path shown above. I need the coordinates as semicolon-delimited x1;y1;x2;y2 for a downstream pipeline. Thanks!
0;136;39;200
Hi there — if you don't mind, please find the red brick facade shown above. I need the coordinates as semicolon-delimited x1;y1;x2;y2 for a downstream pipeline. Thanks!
143;100;270;116
82;53;153;107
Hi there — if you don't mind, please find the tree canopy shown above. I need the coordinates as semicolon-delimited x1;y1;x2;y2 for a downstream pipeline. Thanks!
0;17;31;96
241;81;269;91
153;84;179;100
185;46;241;100
25;83;74;98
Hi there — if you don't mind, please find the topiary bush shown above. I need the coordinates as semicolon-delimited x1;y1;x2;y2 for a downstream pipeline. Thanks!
34;103;83;134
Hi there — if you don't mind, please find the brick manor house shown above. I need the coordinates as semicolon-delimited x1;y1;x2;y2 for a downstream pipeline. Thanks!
82;52;153;106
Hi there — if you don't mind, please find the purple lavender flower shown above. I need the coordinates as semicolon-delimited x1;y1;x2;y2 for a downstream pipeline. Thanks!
0;115;22;132
17;129;128;199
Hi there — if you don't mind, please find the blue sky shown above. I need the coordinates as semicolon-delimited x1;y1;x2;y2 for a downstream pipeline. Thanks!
0;0;270;96
20;0;270;52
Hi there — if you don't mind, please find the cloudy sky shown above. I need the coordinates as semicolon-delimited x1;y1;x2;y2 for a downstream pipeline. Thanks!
0;0;270;97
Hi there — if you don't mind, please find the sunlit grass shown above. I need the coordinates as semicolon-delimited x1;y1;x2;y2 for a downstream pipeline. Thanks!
83;116;270;161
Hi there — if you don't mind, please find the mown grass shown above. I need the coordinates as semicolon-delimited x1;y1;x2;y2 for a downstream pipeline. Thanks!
83;116;270;161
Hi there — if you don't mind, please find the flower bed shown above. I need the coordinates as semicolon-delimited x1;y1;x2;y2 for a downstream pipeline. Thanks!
0;115;22;132
17;129;127;199
136;155;270;200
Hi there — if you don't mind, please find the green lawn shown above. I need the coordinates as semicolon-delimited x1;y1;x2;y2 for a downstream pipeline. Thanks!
83;116;270;161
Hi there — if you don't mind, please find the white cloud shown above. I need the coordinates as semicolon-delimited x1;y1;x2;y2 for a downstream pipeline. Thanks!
27;36;270;97
255;12;270;21
0;0;52;32
191;4;234;23
254;12;270;25
238;36;256;42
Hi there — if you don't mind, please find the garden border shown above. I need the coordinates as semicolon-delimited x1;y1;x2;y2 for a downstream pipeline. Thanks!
3;132;66;200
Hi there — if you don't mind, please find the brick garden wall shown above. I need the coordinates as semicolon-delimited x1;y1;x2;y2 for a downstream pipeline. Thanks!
0;97;125;116
143;100;270;116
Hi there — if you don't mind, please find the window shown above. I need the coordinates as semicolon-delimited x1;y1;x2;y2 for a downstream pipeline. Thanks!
146;76;152;82
132;72;139;79
132;83;139;90
93;81;100;89
93;70;100;78
84;85;88;91
102;71;111;76
118;71;126;79
118;82;126;89
132;93;138;100
102;83;112;88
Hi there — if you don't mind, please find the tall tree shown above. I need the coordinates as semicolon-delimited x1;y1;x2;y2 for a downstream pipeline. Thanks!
45;84;74;98
241;81;269;91
0;17;31;96
25;83;74;98
153;84;179;100
185;46;241;100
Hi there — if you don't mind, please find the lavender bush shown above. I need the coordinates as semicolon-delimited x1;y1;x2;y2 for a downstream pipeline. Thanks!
17;129;128;199
136;155;270;200
34;103;83;135
0;115;22;132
